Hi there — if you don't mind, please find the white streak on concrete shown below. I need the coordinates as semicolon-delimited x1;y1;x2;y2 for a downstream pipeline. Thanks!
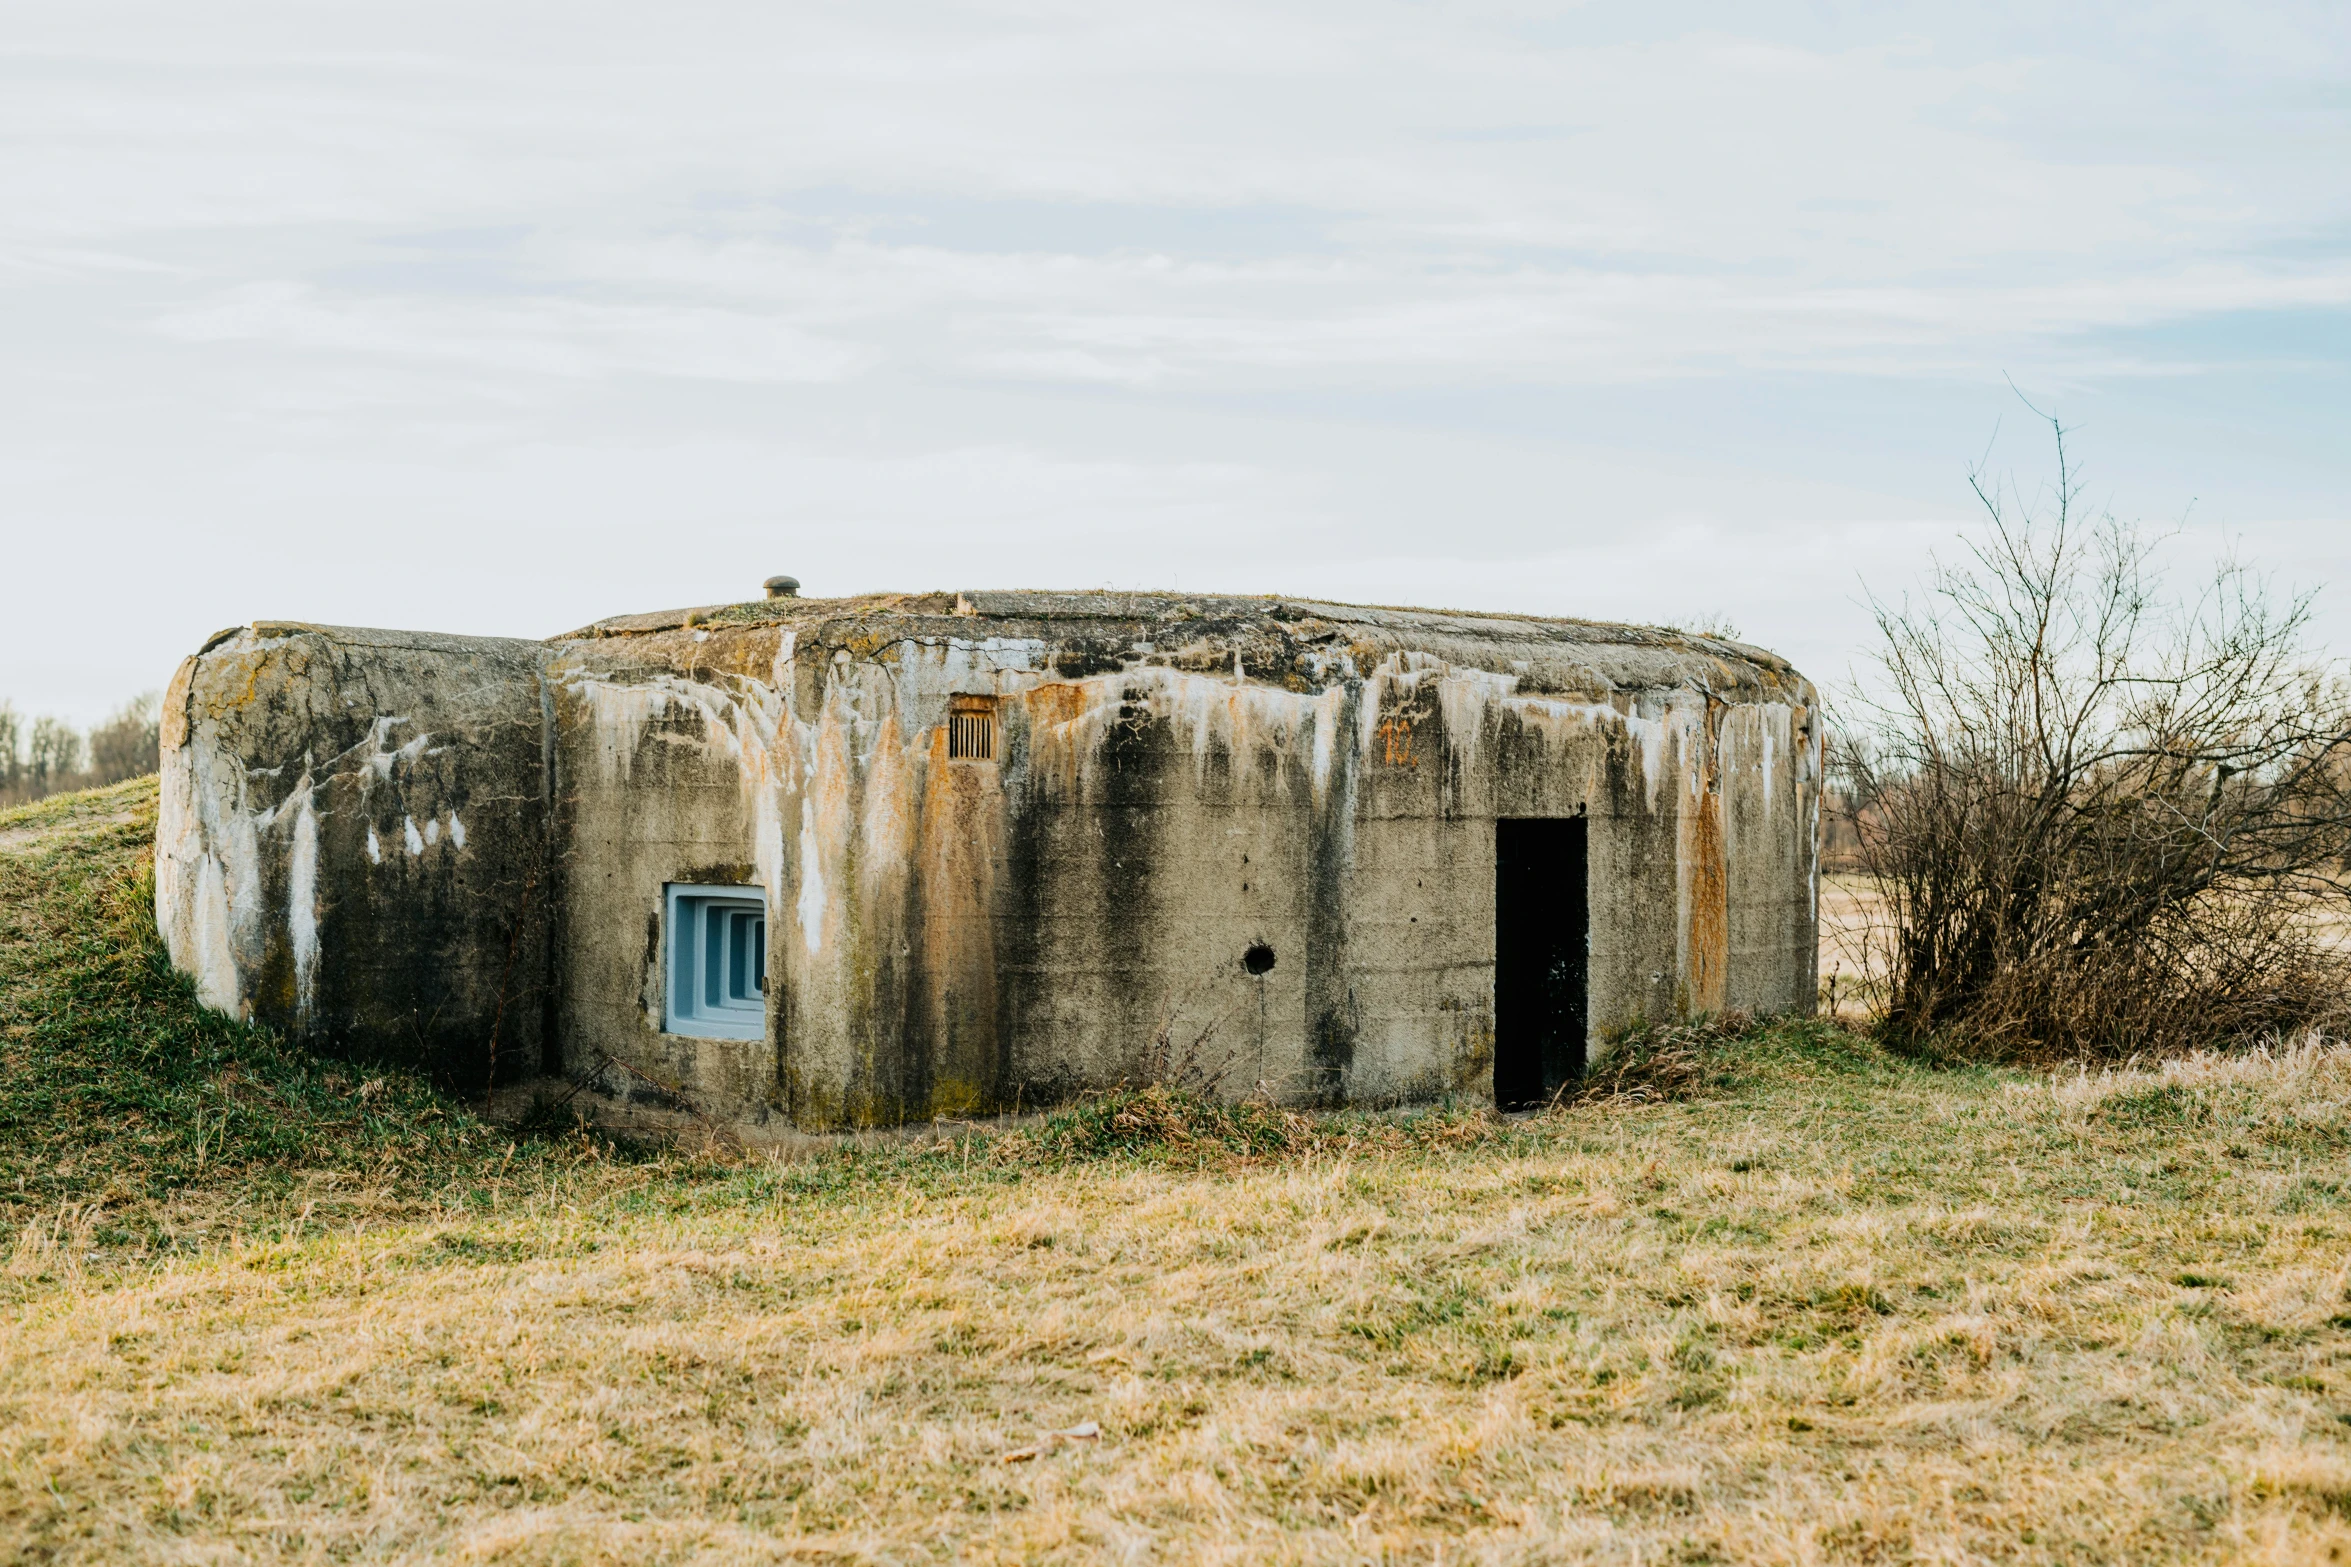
448;812;466;849
796;798;827;955
1309;684;1346;805
1146;666;1311;790
1433;665;1517;772
159;720;266;1015
289;787;320;1020
1456;689;1677;809
1634;710;1669;805
1690;701;1706;799
359;718;420;781
223;791;262;970
192;852;239;1012
570;678;674;784
1358;664;1389;759
366;826;381;864
403;815;425;856
424;817;441;848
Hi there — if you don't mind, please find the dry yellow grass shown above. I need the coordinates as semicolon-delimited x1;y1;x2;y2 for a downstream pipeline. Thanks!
1817;873;1886;1021
9;788;2351;1562
9;1032;2351;1563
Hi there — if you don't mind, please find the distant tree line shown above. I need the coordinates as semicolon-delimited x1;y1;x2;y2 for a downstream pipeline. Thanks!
0;695;161;807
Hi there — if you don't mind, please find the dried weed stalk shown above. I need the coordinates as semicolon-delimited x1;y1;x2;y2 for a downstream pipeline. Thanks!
995;1083;1510;1169
1562;1012;1751;1106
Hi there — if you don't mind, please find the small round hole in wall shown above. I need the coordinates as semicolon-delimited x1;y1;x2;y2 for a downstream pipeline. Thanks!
1242;943;1276;976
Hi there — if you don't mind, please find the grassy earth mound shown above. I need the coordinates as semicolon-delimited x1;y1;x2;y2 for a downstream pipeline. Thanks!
5;782;2351;1563
0;779;518;1238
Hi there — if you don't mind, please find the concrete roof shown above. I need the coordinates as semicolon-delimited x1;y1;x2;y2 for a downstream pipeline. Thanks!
557;589;1809;702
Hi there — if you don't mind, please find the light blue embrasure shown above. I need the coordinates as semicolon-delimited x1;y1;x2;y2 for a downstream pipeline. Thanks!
663;883;768;1040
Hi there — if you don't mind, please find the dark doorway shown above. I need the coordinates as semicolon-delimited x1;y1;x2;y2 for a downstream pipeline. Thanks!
1494;817;1589;1110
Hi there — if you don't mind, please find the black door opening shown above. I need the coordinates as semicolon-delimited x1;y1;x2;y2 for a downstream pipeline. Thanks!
1494;816;1588;1110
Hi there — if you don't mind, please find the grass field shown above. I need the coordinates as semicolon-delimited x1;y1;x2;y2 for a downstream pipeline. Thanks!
7;783;2351;1562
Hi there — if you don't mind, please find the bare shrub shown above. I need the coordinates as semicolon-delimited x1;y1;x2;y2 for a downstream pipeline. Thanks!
1841;412;2351;1059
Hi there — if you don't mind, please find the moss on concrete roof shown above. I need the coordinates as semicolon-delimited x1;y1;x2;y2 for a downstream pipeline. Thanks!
553;589;1806;701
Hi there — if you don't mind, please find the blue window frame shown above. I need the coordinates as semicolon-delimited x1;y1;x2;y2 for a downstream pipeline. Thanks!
663;884;768;1040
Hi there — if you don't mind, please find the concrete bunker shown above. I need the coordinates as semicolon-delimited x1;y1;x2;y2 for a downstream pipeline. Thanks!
156;587;1821;1129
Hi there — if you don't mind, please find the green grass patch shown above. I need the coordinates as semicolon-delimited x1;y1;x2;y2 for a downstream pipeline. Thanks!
0;779;518;1226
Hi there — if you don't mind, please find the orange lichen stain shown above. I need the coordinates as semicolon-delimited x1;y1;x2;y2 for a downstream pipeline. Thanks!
916;713;1004;1114
1021;681;1090;731
839;628;903;661
1678;707;1730;1016
161;659;195;750
1015;681;1102;802
195;649;278;717
1684;793;1728;1013
1378;716;1417;767
705;627;784;679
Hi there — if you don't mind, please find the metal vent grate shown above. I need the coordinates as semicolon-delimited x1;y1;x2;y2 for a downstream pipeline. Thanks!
947;700;997;762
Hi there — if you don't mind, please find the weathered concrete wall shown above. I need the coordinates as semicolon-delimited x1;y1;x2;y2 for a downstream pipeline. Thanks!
158;592;1820;1128
535;592;1822;1128
157;623;554;1087
538;626;797;1117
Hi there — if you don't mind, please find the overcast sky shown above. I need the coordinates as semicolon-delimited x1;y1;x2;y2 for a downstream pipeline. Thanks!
5;1;2348;727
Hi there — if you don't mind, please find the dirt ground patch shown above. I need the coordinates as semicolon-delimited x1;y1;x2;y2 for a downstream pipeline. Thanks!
0;789;141;854
1817;872;1885;1019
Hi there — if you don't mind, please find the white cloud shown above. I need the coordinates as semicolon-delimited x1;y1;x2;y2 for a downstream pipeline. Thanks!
139;243;2351;393
2;0;2347;723
155;282;870;383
